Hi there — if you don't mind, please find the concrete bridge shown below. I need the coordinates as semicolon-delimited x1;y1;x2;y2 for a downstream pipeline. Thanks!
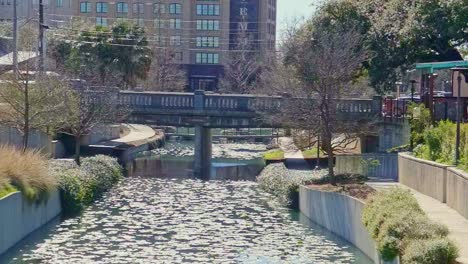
91;90;382;178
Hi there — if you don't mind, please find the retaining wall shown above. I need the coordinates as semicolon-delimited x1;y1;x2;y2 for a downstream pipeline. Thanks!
398;153;452;203
336;153;398;181
446;168;468;219
0;190;62;255
299;186;382;263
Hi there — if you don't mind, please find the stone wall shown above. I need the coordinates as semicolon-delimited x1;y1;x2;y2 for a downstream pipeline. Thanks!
446;168;468;219
336;153;398;182
299;186;397;263
0;190;62;255
398;153;452;203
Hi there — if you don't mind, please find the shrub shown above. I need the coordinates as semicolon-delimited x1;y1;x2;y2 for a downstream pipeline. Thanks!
0;145;57;201
50;156;123;215
257;163;323;206
362;188;458;263
0;177;17;199
403;238;459;264
263;149;285;160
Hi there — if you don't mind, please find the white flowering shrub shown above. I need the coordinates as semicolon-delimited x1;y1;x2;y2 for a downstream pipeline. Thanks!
49;156;123;215
257;163;324;206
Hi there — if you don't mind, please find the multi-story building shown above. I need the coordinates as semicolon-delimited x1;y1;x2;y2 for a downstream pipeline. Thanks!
0;0;276;91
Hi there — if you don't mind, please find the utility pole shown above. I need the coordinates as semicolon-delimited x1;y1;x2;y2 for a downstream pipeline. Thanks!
12;0;18;75
38;0;45;73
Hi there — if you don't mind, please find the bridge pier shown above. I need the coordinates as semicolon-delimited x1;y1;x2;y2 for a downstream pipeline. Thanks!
194;126;212;179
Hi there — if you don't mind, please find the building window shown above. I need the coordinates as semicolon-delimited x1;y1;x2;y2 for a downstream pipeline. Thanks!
173;52;182;62
196;36;219;48
96;17;108;27
196;20;219;31
169;3;181;14
196;4;219;16
153;3;165;14
196;53;219;64
154;18;164;29
169;18;181;29
80;2;91;13
56;0;63;7
133;3;144;14
170;36;181;46
96;2;108;13
116;2;128;14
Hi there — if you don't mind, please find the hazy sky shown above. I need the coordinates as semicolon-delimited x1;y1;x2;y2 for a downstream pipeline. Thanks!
276;0;317;42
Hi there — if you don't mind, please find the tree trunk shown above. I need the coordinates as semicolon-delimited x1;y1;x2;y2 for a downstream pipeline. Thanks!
74;135;81;165
22;81;30;151
323;130;335;185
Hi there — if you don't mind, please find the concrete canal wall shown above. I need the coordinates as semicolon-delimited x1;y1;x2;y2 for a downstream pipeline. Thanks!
0;190;62;255
299;186;399;264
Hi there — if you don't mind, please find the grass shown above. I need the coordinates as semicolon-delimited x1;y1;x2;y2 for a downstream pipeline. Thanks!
0;145;57;201
0;182;18;199
263;149;285;160
302;147;327;159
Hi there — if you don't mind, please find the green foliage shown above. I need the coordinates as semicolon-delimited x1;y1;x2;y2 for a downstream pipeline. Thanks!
403;238;459;264
362;188;458;262
263;149;285;160
50;156;123;215
407;103;432;146
412;120;468;169
313;0;467;93
0;182;18;199
49;22;151;88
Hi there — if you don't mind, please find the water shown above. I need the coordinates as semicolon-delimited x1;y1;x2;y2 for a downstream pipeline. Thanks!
1;141;373;263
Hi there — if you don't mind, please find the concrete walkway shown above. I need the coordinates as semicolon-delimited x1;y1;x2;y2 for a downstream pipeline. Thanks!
91;124;156;148
368;182;468;264
277;137;311;170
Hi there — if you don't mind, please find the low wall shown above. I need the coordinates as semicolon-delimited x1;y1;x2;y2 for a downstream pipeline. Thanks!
0;126;50;152
398;153;452;203
80;124;121;146
447;168;468;219
336;153;398;182
299;186;382;263
0;190;62;255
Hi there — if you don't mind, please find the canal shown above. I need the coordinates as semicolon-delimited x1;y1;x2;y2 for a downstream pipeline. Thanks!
1;141;372;263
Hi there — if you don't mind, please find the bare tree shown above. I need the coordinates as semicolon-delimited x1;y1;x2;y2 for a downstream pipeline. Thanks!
142;46;186;92
58;86;127;164
219;9;262;94
260;21;370;183
0;25;69;150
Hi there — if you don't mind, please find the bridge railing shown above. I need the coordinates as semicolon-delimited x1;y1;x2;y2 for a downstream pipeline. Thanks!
113;90;381;118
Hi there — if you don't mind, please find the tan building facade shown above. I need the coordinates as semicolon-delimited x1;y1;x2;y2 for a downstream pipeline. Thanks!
0;0;276;90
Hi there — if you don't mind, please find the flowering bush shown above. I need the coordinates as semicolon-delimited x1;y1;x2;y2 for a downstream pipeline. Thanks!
257;163;323;206
50;156;123;215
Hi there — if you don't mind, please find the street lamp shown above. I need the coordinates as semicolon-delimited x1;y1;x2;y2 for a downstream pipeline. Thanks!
451;67;468;165
409;80;418;151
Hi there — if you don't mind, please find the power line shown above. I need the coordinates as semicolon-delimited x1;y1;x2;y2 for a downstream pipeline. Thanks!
51;35;281;53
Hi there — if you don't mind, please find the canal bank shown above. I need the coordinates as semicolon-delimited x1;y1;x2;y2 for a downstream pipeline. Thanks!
1;140;373;263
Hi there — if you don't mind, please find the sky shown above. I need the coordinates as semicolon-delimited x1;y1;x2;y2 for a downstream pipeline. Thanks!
276;0;317;42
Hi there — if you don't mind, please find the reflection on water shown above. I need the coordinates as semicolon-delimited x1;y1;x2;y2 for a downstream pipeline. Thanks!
2;178;372;264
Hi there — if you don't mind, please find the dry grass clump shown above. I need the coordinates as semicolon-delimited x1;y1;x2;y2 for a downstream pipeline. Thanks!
0;145;57;201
